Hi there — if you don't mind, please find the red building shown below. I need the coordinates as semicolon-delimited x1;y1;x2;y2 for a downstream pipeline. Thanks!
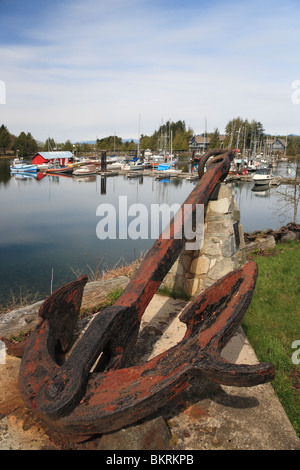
32;151;73;167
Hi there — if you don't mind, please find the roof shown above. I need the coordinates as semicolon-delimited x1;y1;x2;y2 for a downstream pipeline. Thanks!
267;138;286;148
268;138;285;144
190;135;226;144
35;151;73;160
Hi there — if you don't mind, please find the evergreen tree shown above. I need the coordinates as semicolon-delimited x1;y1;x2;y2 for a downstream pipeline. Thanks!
43;138;56;151
0;125;10;155
13;132;38;158
63;140;73;151
286;136;300;156
224;117;265;152
208;128;221;149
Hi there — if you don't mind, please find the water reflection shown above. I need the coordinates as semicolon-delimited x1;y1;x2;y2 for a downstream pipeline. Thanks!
0;157;298;304
0;159;11;187
251;184;271;196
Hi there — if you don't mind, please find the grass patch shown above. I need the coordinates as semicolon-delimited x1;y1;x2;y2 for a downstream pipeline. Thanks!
0;290;41;316
157;285;191;301
70;256;144;282
243;241;300;437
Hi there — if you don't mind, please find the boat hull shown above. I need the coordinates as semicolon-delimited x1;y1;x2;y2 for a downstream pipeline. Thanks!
252;176;273;185
10;165;37;173
46;168;74;175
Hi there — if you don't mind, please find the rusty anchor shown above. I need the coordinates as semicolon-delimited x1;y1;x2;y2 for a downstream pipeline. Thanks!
18;149;275;441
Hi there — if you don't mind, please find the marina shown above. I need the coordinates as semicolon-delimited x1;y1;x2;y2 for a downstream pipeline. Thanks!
0;156;299;305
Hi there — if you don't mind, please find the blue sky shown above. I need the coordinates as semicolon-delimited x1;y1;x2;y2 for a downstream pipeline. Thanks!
1;0;300;143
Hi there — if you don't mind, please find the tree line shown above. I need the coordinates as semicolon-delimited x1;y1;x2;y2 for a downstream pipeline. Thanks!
0;118;299;158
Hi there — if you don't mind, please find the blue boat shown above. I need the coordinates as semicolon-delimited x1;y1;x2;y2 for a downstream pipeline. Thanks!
157;163;172;171
10;158;37;173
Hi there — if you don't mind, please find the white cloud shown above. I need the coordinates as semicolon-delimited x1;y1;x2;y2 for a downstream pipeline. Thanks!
1;0;300;141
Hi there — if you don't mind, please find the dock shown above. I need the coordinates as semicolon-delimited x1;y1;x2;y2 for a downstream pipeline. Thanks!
95;169;300;186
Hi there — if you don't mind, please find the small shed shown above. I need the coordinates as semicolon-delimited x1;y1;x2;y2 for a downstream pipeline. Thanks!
32;151;73;166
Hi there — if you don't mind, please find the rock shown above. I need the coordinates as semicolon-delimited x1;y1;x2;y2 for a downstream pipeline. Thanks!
221;236;236;258
190;255;210;275
0;276;131;341
281;231;300;242
206;258;235;281
96;416;172;450
245;235;276;253
255;235;276;251
207;197;230;214
80;276;130;310
0;301;43;338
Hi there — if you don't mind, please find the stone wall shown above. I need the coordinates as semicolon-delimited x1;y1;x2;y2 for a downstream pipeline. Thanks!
162;183;246;298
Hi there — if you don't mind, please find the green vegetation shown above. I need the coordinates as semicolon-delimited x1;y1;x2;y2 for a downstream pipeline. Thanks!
158;285;191;301
0;124;10;155
139;120;194;153
287;136;300;157
223;117;265;150
243;241;300;437
1;117;299;158
12;131;38;158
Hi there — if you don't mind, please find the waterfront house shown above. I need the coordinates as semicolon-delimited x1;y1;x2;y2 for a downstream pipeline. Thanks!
32;151;73;167
189;135;226;153
266;138;286;153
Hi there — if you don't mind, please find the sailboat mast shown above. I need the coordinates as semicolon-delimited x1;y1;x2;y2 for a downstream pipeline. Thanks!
137;113;141;158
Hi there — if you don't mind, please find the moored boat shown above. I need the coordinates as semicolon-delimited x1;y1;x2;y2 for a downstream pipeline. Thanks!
124;160;144;171
73;164;97;176
252;166;274;185
45;165;74;175
10;158;37;173
156;162;182;175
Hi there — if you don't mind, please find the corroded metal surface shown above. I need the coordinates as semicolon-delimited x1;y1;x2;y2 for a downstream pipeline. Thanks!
18;149;275;441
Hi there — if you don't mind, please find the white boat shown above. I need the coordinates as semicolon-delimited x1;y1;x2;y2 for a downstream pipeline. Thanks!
165;169;182;175
10;158;37;173
106;161;124;170
36;163;49;170
73;164;97;176
150;155;165;167
252;167;274;185
124;160;144;171
106;155;118;163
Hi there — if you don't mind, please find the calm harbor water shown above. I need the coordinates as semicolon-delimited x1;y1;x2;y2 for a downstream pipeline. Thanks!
0;159;298;305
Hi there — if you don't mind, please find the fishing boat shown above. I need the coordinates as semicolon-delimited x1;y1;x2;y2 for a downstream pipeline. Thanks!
10;158;37;173
45;164;74;175
73;164;97;176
